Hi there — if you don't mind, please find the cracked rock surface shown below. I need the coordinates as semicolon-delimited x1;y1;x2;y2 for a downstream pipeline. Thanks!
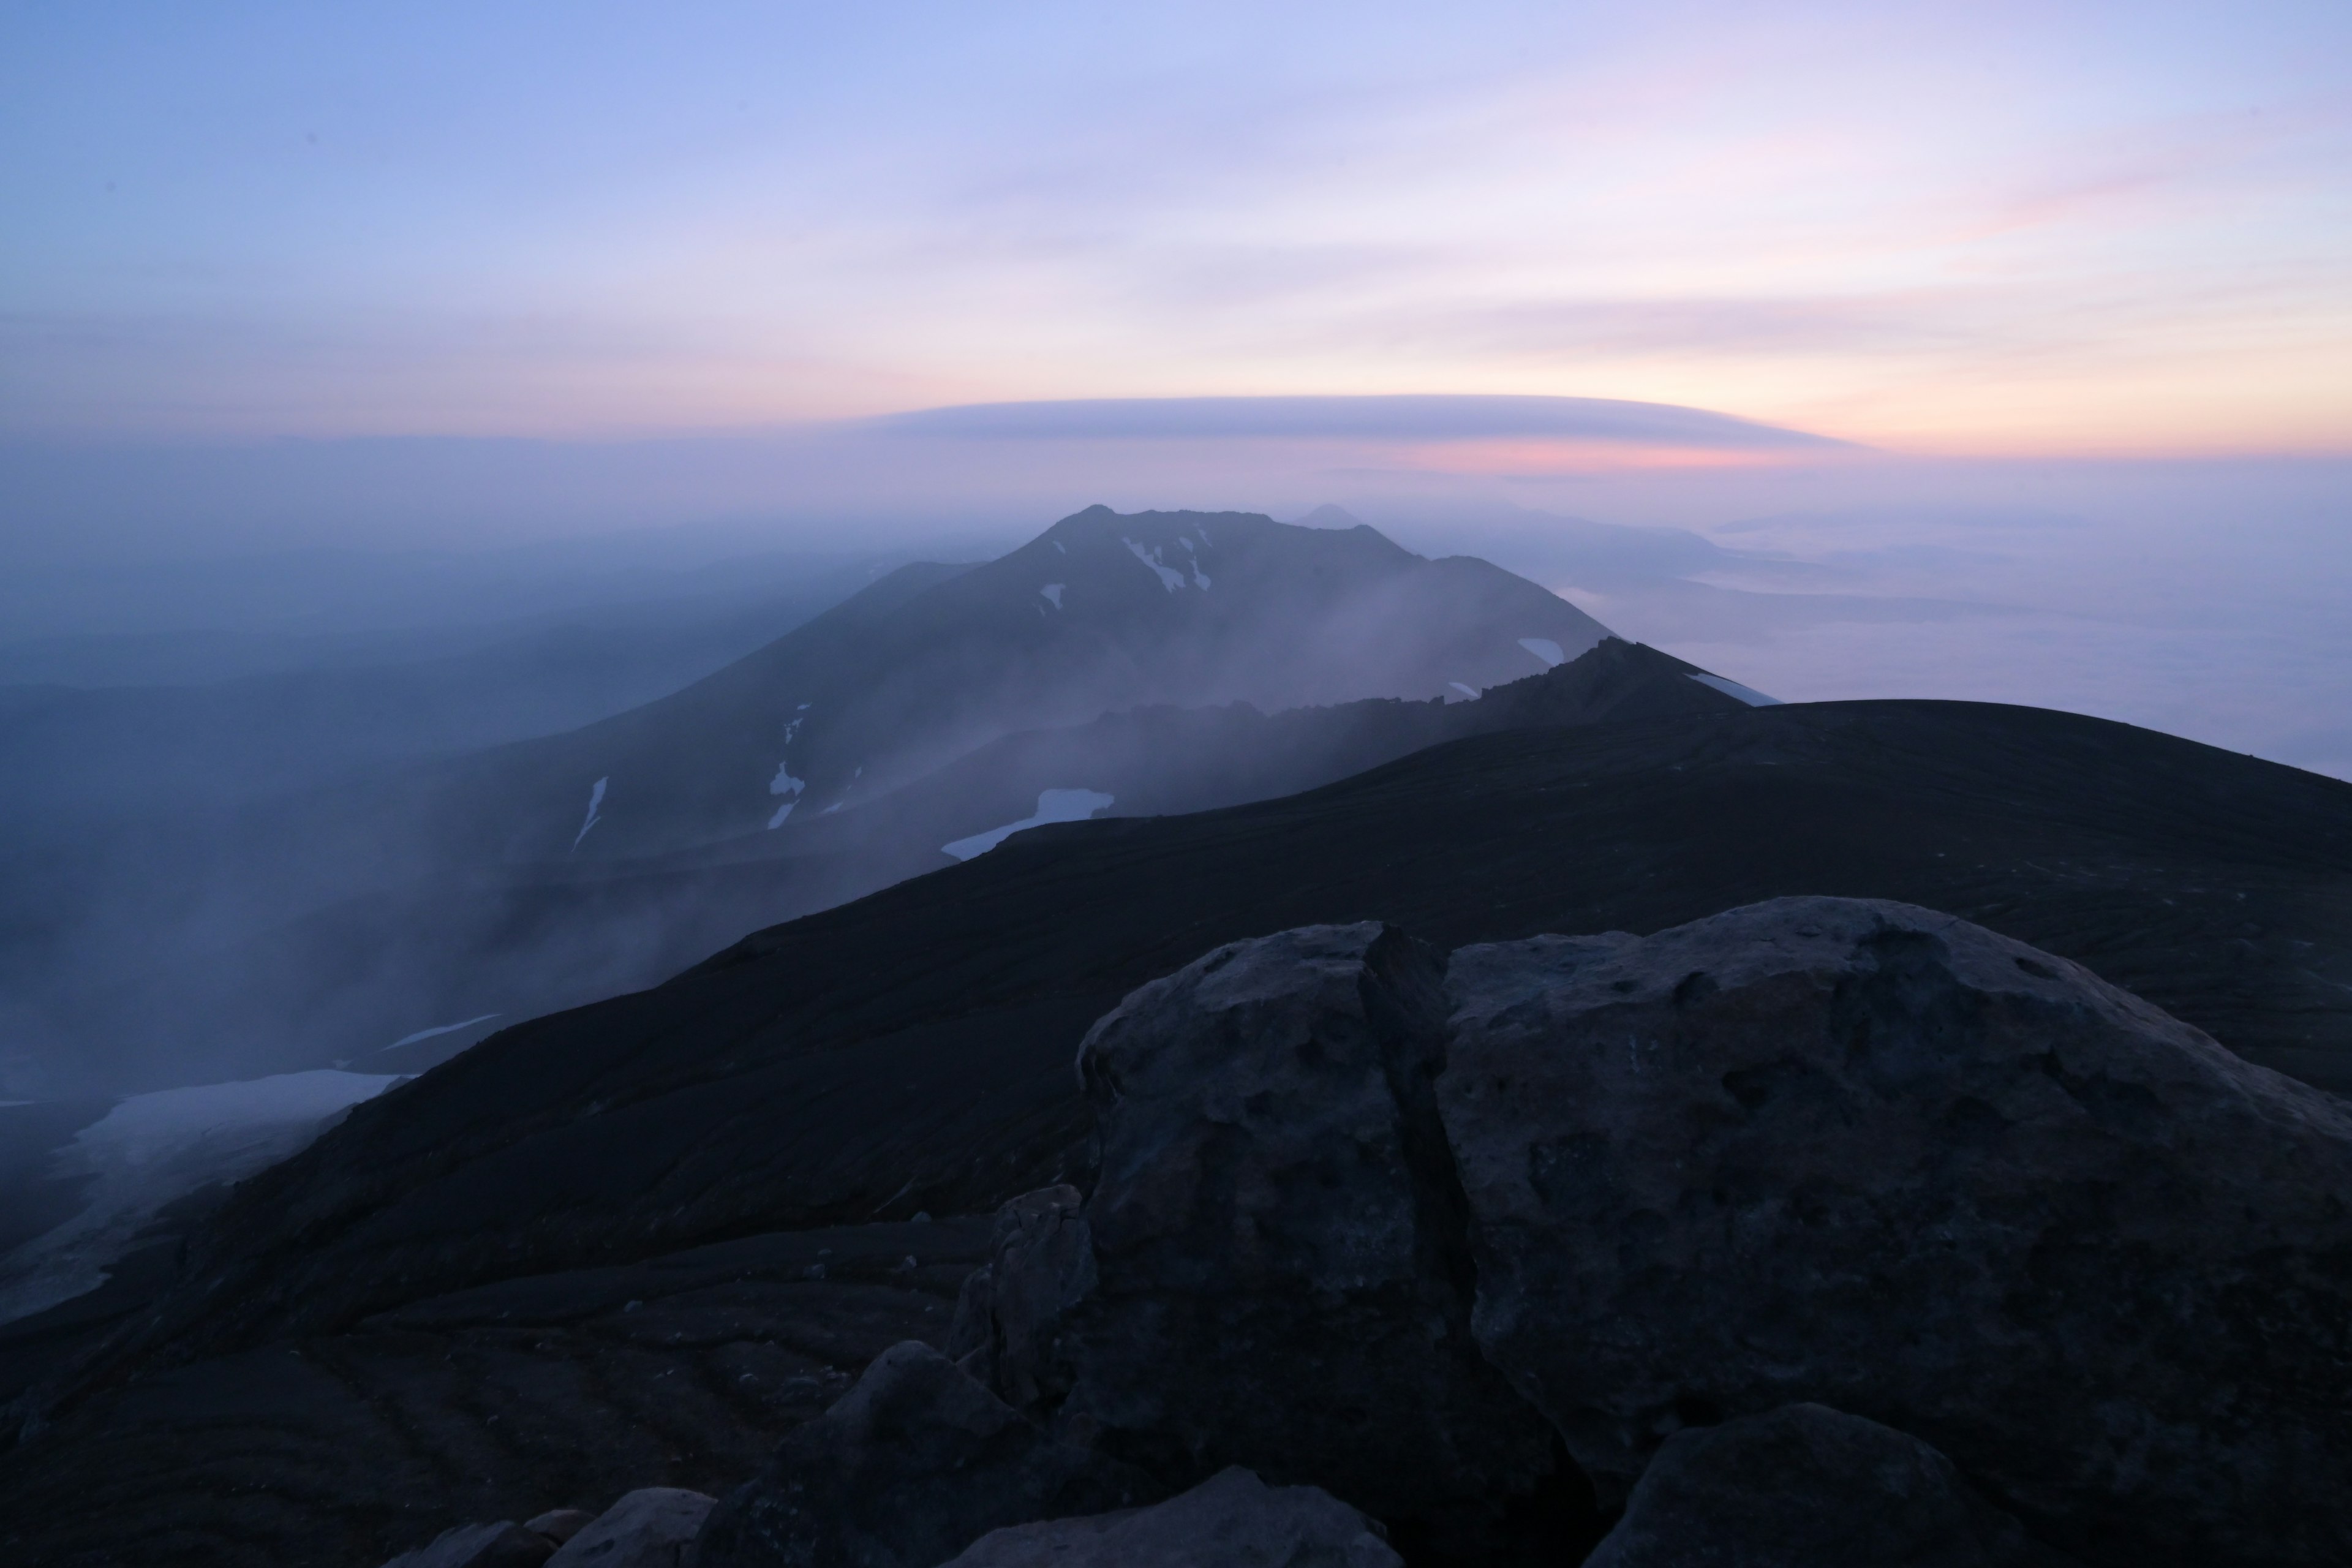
1442;897;2352;1566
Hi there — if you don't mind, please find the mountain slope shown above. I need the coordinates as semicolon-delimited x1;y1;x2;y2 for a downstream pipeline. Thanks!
150;697;2352;1345
5;696;2348;1566
119;639;1741;1079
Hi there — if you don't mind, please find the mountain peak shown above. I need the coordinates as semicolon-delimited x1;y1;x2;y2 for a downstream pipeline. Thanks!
1292;503;1367;530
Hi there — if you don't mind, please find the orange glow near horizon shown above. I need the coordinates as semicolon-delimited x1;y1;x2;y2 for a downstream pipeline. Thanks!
1396;437;1835;475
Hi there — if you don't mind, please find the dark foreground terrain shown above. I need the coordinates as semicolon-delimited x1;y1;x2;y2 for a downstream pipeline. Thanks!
2;696;2348;1565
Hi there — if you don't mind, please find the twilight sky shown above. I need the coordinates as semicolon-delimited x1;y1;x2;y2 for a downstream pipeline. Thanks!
5;1;2348;454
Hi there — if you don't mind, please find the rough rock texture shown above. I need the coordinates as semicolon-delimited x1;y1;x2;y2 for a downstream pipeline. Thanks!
943;1466;1401;1568
1441;896;2352;1567
1047;923;1566;1540
1584;1403;2076;1568
547;1489;714;1568
383;1520;554;1568
946;1185;1094;1408
688;1340;1153;1568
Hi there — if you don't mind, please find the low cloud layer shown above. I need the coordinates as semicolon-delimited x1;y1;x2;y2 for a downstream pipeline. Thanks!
867;395;1847;449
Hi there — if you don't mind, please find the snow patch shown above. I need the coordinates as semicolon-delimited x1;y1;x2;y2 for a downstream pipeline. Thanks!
385;1014;499;1052
571;777;608;850
1687;672;1784;707
941;788;1116;861
1053;540;1066;554
1449;682;1482;699
1518;638;1566;669
0;1070;408;1327
767;760;807;829
1124;538;1187;592
1040;583;1065;608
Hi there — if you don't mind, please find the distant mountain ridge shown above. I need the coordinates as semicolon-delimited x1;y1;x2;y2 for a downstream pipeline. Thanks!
0;507;1615;1096
442;505;1613;863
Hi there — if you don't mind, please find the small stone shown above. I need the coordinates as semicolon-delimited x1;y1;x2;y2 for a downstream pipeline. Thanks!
1583;1404;2077;1568
545;1488;713;1568
525;1510;593;1546
944;1466;1400;1567
689;1341;1153;1568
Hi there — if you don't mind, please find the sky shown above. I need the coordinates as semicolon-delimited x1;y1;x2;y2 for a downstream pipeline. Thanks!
4;1;2348;456
1;0;2348;780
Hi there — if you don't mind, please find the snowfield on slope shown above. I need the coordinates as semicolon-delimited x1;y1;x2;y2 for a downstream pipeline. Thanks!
0;1069;409;1327
1687;672;1784;706
942;788;1117;861
384;1014;499;1051
1124;539;1189;592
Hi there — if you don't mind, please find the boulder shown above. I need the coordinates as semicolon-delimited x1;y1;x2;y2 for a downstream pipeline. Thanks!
547;1489;714;1568
529;1510;595;1547
382;1521;554;1568
943;1465;1401;1567
1022;922;1563;1544
688;1340;1153;1568
1584;1403;2077;1568
946;1184;1094;1408
1441;895;2352;1567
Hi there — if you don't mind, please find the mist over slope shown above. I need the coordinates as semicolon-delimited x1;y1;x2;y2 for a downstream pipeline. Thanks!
128;638;1747;1090
0;507;1610;1102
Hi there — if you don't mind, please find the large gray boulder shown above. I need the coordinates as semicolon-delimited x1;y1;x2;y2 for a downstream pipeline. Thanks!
1040;924;1565;1540
547;1488;714;1568
1441;896;2352;1567
688;1340;1153;1568
1584;1403;2076;1568
943;1466;1400;1568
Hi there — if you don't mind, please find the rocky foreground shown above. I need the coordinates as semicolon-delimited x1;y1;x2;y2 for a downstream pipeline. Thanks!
380;897;2352;1568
